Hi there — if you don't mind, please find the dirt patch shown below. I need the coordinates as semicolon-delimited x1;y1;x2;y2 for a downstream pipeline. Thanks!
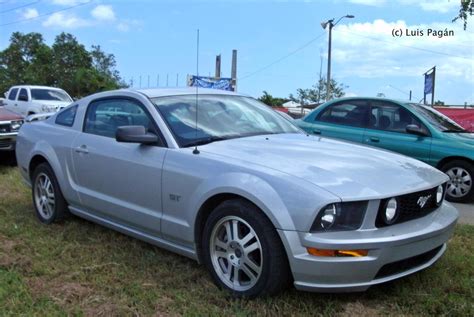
82;303;122;316
0;234;31;270
28;276;93;306
339;302;382;317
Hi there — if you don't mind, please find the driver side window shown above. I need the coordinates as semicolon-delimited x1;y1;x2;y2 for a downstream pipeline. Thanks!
369;102;427;134
84;98;156;139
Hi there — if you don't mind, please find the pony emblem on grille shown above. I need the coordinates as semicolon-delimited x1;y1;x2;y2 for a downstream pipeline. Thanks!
417;195;431;208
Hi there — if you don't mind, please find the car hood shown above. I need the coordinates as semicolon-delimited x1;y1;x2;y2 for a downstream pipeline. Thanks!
201;133;449;201
0;107;23;121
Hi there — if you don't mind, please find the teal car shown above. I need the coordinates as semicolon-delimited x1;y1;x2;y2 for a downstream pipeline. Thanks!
297;97;474;203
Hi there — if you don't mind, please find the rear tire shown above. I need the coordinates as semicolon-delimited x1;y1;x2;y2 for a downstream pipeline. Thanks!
441;160;474;203
31;163;68;224
202;198;291;298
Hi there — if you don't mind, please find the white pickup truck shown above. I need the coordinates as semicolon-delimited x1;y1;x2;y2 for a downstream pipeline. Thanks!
3;85;73;116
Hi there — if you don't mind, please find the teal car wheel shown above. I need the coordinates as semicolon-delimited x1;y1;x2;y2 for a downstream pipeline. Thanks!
442;160;474;203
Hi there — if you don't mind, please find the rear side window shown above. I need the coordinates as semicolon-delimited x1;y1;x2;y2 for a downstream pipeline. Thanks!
84;98;154;138
8;88;18;100
55;105;78;127
18;88;28;101
318;101;368;128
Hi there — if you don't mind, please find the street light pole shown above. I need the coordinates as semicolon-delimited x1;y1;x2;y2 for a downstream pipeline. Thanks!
321;14;354;101
326;21;333;102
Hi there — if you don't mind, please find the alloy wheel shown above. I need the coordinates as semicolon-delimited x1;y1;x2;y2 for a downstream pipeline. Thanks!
446;167;472;198
34;172;56;220
209;216;263;291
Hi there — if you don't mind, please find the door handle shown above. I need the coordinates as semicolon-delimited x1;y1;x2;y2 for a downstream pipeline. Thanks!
14;104;18;106
313;129;321;135
74;145;89;154
369;137;380;143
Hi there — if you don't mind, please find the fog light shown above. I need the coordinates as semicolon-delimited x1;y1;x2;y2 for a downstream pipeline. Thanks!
436;185;444;204
307;247;368;257
383;198;399;225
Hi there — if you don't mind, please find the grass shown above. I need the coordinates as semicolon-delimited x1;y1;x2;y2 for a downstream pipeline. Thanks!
0;160;473;316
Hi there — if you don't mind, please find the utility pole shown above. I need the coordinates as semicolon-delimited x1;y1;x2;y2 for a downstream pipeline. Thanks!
321;15;354;101
231;49;237;92
176;73;179;86
166;73;169;87
215;54;221;79
326;22;333;101
409;90;412;101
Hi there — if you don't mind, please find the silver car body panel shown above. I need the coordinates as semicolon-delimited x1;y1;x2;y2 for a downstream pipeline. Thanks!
15;88;458;292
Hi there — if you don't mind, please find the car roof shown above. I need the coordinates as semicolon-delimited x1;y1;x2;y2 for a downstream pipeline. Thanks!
10;85;67;91
131;87;245;98
328;96;413;105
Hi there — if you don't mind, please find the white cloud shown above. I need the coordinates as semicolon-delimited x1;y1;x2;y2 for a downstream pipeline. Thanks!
22;8;39;19
348;0;386;6
400;0;458;13
330;19;473;86
117;22;129;32
91;5;116;21
42;12;91;28
116;19;143;32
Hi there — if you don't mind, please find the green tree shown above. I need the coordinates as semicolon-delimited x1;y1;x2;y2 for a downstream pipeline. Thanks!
258;91;288;107
0;32;46;91
0;32;126;98
289;77;347;105
453;0;473;29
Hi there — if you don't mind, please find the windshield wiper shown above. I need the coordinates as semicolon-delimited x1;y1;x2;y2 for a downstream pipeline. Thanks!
184;135;234;147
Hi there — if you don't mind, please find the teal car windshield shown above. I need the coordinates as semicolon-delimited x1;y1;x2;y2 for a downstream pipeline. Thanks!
409;103;466;132
153;95;301;147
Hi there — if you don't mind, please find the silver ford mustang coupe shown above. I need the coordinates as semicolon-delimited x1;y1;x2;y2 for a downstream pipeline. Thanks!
16;88;458;297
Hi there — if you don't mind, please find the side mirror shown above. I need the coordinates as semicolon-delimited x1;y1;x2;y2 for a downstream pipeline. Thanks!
4;92;8;98
116;126;158;144
406;124;428;137
18;94;28;102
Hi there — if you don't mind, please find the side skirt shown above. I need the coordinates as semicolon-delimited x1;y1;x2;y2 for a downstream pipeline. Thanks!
68;205;198;261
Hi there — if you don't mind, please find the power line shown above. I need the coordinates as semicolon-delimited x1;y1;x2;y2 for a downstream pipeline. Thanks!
338;29;473;61
0;1;40;14
0;0;93;27
238;32;326;81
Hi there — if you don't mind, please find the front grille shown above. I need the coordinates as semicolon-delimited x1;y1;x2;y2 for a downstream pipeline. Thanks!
375;245;443;279
0;139;14;148
376;184;445;227
0;123;10;133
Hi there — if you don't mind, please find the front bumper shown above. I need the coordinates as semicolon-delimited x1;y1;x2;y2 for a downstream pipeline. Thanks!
0;132;17;151
278;201;458;292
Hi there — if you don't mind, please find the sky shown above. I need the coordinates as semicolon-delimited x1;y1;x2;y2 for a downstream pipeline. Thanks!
0;0;473;104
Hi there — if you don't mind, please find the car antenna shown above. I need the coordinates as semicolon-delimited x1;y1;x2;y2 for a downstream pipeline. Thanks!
193;29;200;155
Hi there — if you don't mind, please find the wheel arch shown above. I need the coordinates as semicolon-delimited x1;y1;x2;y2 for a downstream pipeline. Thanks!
193;192;289;264
29;154;50;180
436;156;473;170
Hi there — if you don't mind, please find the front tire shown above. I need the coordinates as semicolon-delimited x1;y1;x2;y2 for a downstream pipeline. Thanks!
202;199;291;297
441;160;474;203
32;163;68;224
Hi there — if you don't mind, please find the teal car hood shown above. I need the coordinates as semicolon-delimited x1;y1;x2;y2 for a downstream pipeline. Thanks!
201;133;449;201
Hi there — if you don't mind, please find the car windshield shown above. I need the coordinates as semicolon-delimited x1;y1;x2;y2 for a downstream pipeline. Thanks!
152;94;301;147
409;103;466;132
31;89;72;102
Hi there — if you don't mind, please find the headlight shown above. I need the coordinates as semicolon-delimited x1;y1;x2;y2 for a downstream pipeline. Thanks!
10;120;24;131
311;201;368;232
382;198;399;225
436;185;444;205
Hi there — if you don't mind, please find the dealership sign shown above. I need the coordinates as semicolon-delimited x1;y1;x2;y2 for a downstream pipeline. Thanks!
188;75;233;91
